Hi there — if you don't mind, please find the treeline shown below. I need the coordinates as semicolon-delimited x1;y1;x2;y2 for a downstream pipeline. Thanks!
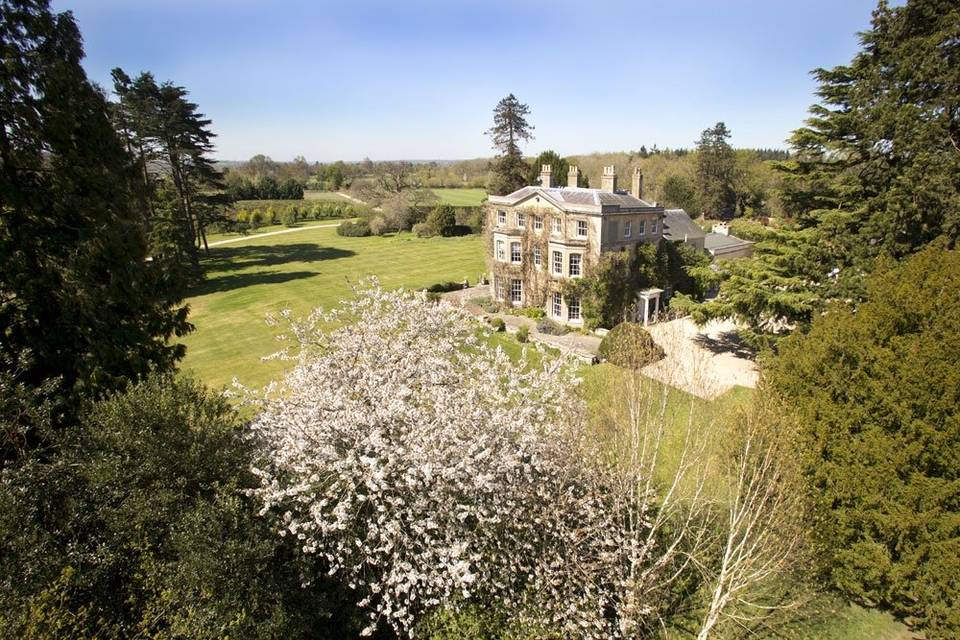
225;175;304;201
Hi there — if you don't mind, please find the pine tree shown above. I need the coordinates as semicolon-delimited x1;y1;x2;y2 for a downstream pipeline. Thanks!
0;0;191;452
486;94;534;195
694;122;737;218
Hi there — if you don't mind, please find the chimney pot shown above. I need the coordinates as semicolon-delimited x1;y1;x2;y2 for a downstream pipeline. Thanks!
567;165;580;188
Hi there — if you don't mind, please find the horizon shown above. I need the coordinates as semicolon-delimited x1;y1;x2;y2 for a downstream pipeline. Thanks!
56;0;881;162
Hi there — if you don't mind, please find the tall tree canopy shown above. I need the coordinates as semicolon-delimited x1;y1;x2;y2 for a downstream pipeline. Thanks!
0;0;191;452
778;0;959;276
526;149;568;187
695;122;737;218
767;246;960;638
486;94;534;195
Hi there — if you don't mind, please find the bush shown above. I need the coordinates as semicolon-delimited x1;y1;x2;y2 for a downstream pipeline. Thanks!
515;325;529;343
336;220;371;237
427;281;464;294
412;222;433;238
489;317;505;332
536;318;568;335
280;207;298;227
427;204;457;237
597;322;665;369
249;209;265;230
368;216;389;236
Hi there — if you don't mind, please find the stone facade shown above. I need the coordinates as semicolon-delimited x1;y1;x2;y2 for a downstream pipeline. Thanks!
485;165;665;326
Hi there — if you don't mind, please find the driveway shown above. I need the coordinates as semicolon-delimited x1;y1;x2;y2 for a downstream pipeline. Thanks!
642;317;758;400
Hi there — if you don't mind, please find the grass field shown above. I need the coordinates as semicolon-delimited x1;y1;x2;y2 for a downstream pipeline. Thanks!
431;188;487;206
204;220;342;245
303;190;356;202
179;225;485;389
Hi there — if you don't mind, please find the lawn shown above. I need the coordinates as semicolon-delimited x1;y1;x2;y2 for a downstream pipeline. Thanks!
179;225;485;389
204;220;342;245
431;187;487;206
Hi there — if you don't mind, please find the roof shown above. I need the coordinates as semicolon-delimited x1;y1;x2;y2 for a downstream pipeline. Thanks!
704;232;754;252
487;185;661;214
662;209;706;242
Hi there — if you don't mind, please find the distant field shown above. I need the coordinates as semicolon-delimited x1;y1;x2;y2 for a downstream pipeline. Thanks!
179;225;485;389
431;188;487;206
303;190;355;202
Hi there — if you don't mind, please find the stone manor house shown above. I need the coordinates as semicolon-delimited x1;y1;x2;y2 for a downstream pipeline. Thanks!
486;164;665;327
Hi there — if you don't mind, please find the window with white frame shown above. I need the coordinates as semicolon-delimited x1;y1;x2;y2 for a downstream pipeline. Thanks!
495;239;505;261
494;276;503;300
510;279;522;304
552;218;562;234
638;219;646;235
651;218;658;233
497;210;505;226
533;215;543;231
552;250;563;275
567;296;581;320
624;221;632;238
552;292;562;317
510;241;521;264
516;213;525;228
576;219;588;238
533;246;542;267
569;253;582;277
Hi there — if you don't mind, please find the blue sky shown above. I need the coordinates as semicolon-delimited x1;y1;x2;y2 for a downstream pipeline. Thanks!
54;0;881;161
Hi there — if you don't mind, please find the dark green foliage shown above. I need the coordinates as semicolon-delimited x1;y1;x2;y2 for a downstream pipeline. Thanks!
336;220;371;237
767;247;960;638
486;94;534;195
526;150;568;187
0;0;191;449
0;376;360;638
777;0;959;271
427;203;458;237
280;206;298;227
695;122;737;218
489;317;506;332
426;281;465;294
660;174;700;213
662;240;713;298
226;174;303;200
598;323;665;370
515;325;529;343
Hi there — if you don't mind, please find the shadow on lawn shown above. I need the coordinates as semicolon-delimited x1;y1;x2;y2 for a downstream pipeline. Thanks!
200;243;355;274
191;270;321;296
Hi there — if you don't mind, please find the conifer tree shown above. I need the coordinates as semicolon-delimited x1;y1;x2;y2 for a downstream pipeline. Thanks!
0;0;191;451
694;122;737;218
486;94;534;195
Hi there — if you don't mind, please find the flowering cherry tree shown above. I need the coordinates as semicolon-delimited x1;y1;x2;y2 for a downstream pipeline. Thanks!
245;282;705;637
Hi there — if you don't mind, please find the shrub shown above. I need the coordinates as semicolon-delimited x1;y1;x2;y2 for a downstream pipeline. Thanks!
280;207;298;227
597;322;665;369
336;220;371;237
368;216;389;236
489;317;505;332
515;325;529;343
412;222;433;238
536;318;568;335
427;204;457;237
427;281;464;294
249;209;265;230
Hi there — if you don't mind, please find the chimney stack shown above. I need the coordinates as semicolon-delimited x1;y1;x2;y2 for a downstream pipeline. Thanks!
631;167;644;200
601;165;618;192
567;165;580;188
539;164;553;188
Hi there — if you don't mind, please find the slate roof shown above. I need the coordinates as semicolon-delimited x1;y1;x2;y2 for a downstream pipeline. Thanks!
487;186;659;213
662;209;706;242
704;232;753;251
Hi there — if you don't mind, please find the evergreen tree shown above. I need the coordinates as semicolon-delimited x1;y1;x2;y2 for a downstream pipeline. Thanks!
695;122;737;218
485;94;534;195
767;246;960;638
526;149;568;187
0;0;191;451
777;0;959;285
